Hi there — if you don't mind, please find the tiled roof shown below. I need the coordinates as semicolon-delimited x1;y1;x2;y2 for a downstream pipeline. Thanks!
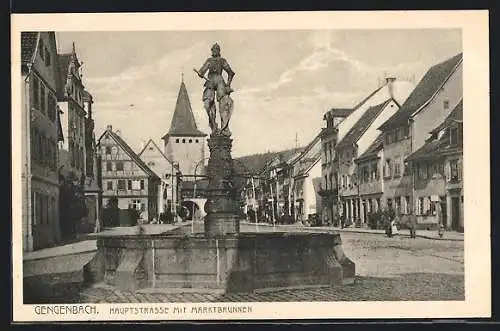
162;82;207;138
98;129;159;178
295;151;321;177
430;100;463;135
406;100;463;162
356;133;384;162
235;147;304;176
21;32;39;65
336;98;394;149
379;53;463;131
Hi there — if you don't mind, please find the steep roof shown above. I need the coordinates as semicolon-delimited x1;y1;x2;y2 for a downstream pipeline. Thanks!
162;81;207;139
336;98;395;149
295;151;321;177
97;129;159;178
137;138;174;164
406;100;463;162
379;53;463;131
355;133;384;162
21;32;39;66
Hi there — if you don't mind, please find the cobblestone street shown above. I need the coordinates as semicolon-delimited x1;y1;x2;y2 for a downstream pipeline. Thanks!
74;231;464;303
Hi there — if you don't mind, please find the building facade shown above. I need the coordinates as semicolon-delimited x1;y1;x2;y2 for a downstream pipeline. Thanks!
320;77;414;225
138;139;181;219
21;32;63;251
354;134;385;224
406;101;463;231
378;53;463;225
98;126;160;225
57;43;101;237
335;98;400;226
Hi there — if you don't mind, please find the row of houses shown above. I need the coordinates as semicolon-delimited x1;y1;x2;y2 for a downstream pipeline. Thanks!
242;53;463;231
21;32;101;251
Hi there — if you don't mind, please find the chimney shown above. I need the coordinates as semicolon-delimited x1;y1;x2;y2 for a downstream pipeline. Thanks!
115;129;121;136
385;76;396;99
106;125;112;131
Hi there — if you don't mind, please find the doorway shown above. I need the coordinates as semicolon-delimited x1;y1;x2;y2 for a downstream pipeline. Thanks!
451;196;460;230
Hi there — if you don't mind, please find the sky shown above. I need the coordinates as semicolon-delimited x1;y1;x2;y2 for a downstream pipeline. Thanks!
56;29;462;157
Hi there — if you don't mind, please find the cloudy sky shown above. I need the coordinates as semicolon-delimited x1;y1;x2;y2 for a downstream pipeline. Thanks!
56;29;461;157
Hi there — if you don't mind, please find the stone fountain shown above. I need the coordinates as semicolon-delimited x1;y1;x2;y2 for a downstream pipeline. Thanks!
88;44;355;293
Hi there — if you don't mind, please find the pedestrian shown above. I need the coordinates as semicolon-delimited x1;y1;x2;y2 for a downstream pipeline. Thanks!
409;214;417;239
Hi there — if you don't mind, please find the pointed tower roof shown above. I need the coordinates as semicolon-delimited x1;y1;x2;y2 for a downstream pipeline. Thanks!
162;81;207;139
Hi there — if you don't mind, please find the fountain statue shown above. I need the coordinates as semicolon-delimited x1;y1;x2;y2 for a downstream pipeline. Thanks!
86;43;355;294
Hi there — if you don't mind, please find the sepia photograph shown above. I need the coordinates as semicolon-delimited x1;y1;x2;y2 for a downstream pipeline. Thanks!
11;11;490;321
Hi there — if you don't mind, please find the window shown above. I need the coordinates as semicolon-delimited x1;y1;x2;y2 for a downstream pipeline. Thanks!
195;139;199;143
127;180;132;190
403;160;410;176
444;100;450;110
384;159;392;178
394;157;401;177
140;180;145;190
403;125;410;138
182;139;186;143
404;196;411;214
106;161;112;171
417;197;424;215
189;139;193;143
396;127;404;141
40;83;46;114
149;146;154;150
176;139;179;143
450;127;458;145
117;180;126;190
362;166;369;182
147;161;155;166
116;161;124;171
371;163;378;180
130;199;142;210
107;181;113;190
429;200;436;215
395;196;401;213
450;159;460;181
105;146;112;155
387;198;393;210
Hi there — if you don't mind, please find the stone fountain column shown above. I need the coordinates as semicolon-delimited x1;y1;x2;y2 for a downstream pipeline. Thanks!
203;135;240;237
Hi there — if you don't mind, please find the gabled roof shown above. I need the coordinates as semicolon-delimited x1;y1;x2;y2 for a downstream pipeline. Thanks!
379;53;463;131
137;138;174;165
162;81;207;139
97;129;159;178
21;32;39;67
355;133;384;162
336;98;395;149
406;100;463;162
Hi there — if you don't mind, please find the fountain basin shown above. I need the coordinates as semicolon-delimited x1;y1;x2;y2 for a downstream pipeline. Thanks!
88;227;355;293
